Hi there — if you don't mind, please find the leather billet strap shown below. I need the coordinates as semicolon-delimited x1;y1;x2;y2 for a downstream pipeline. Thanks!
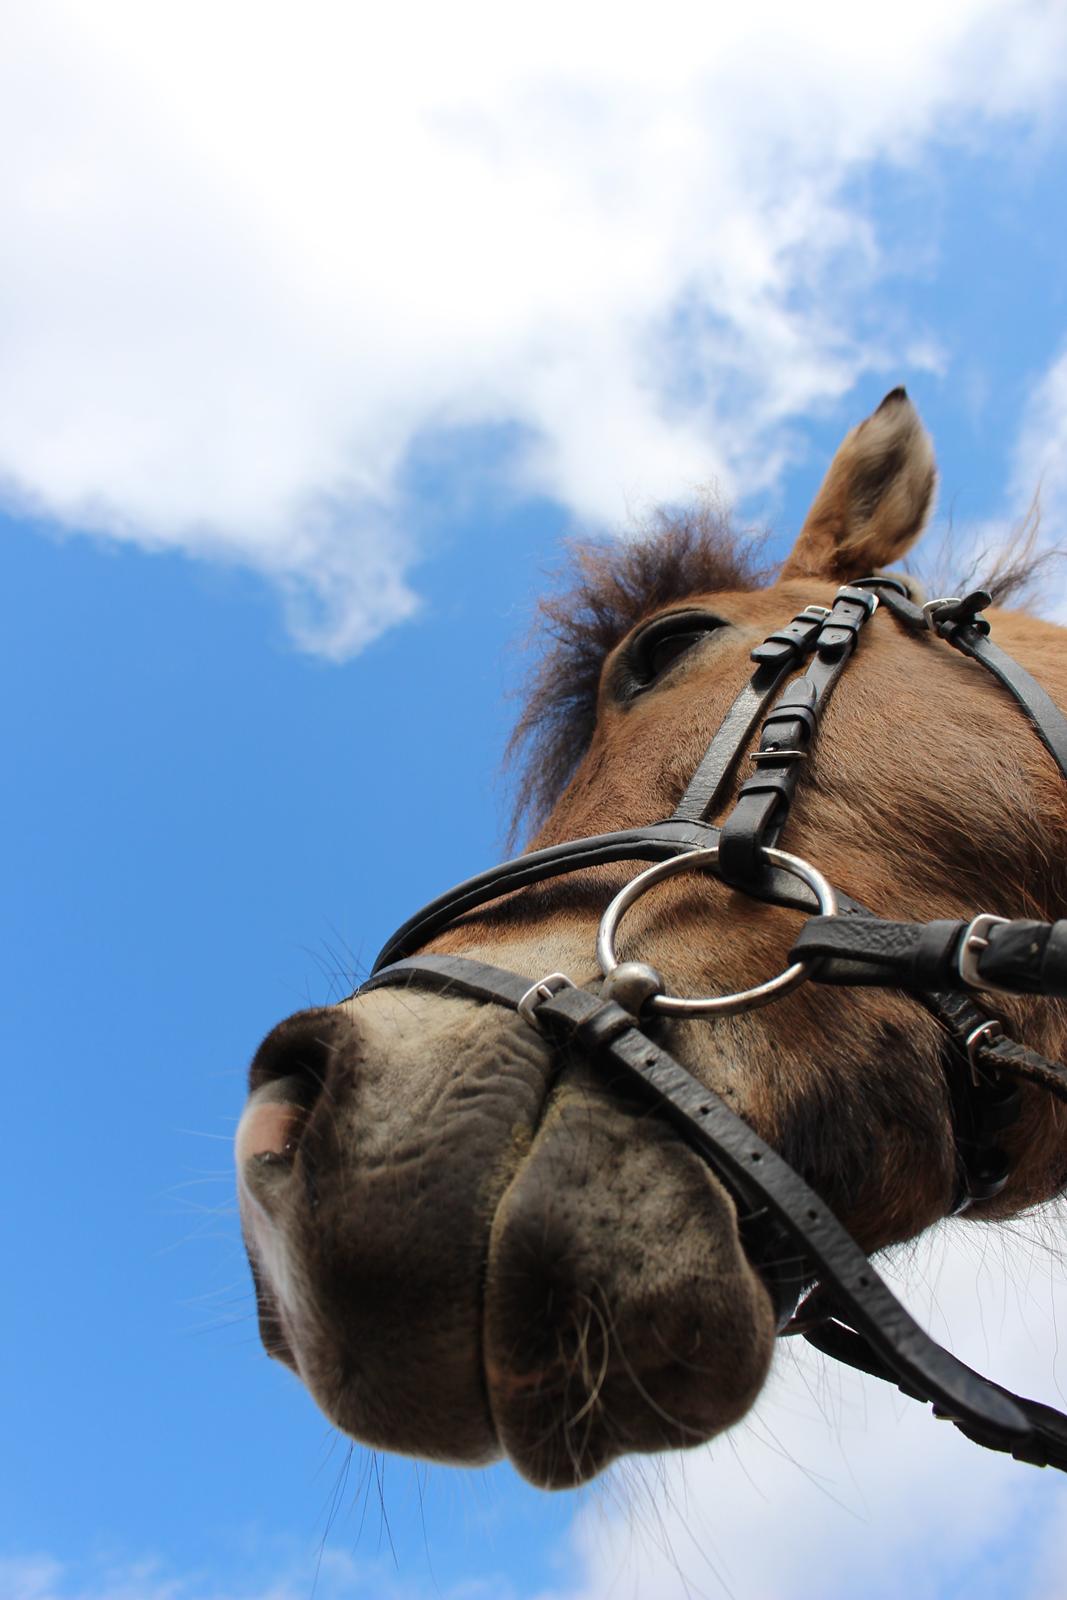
361;951;1066;1469
792;913;1067;1000
670;605;830;825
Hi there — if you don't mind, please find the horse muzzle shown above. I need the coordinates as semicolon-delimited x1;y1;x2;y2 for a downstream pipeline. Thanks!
236;989;777;1486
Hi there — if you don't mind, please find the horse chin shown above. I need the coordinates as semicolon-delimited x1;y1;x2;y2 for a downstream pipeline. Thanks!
239;995;776;1485
482;1059;778;1488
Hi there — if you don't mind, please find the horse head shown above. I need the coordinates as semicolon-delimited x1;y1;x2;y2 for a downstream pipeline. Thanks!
237;391;1067;1487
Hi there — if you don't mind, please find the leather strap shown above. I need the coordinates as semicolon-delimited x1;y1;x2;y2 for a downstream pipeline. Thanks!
373;592;880;970
793;914;1067;998
372;820;717;969
862;578;1067;783
947;626;1067;781
801;1318;1067;1470
717;587;879;886
671;606;830;825
670;661;794;824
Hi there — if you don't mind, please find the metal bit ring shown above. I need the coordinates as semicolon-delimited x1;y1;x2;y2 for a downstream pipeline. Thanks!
596;844;838;1017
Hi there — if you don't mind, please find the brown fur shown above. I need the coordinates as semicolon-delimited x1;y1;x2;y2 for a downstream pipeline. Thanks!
238;392;1067;1491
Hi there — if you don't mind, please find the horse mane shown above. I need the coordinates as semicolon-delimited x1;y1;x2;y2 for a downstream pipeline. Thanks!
506;505;768;841
506;499;1051;844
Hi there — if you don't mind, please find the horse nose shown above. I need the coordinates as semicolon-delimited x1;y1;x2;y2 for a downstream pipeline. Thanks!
237;1006;351;1168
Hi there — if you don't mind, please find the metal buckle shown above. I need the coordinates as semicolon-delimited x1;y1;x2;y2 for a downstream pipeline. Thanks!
834;584;879;614
922;596;962;629
957;914;1011;989
516;972;576;1030
852;574;912;600
965;1019;1005;1085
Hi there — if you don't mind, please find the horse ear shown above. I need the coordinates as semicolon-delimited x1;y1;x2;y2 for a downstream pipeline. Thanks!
779;389;937;581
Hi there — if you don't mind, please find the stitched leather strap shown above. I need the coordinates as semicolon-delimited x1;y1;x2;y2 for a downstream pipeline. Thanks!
372;820;718;969
671;606;830;825
801;1318;1067;1469
793;914;1067;998
670;661;794;824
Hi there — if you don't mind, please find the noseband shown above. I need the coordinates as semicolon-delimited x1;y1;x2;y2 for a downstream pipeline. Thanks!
361;577;1067;1473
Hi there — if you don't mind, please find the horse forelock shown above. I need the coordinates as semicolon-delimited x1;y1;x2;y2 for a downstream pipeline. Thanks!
506;507;768;842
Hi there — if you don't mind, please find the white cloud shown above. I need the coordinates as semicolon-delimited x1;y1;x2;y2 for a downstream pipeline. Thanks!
534;1215;1067;1600
1014;343;1067;604
3;0;1067;654
0;1546;519;1600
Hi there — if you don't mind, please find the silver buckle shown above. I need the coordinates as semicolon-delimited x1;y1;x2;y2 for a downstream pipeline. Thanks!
516;972;576;1030
965;1019;1004;1084
922;596;961;629
957;914;1011;989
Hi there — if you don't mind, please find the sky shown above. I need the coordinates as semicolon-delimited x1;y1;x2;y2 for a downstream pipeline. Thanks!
3;2;1067;1597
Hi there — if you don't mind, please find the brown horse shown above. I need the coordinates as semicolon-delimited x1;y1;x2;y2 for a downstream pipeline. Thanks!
236;391;1067;1490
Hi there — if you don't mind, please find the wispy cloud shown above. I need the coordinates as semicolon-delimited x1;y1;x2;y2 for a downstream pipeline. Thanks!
532;1216;1067;1600
1013;342;1067;611
0;1547;521;1600
3;0;1066;654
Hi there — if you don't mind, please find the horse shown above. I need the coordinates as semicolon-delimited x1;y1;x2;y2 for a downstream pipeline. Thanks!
236;390;1067;1490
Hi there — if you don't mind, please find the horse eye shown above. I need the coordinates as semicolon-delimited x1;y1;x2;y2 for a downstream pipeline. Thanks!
627;613;724;689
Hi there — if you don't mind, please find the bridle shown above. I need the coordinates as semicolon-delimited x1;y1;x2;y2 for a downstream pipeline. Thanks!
360;575;1067;1473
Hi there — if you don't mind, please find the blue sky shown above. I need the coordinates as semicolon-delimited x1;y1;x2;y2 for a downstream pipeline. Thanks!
4;4;1067;1598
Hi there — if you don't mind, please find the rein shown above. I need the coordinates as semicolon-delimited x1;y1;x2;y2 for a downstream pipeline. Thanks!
361;577;1067;1473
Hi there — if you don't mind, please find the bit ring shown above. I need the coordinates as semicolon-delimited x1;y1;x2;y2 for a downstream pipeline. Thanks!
596;845;837;1016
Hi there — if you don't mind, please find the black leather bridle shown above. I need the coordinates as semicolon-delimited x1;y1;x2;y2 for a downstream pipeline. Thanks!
360;576;1067;1473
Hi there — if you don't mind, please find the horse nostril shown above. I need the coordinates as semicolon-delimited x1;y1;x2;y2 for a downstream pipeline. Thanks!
247;1007;346;1101
238;1009;350;1172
